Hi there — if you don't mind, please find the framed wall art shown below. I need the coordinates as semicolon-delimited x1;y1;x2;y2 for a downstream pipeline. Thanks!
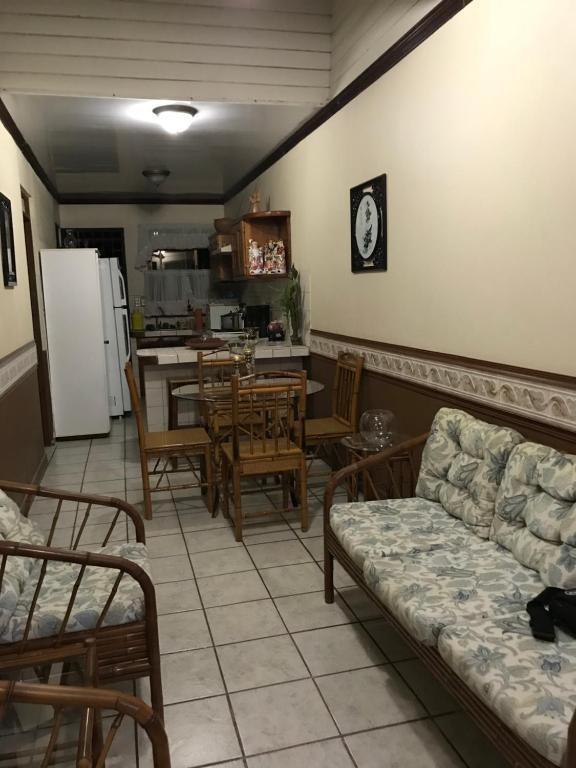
350;174;387;273
0;193;16;288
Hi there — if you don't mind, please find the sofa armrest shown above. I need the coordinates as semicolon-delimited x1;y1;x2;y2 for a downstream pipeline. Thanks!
0;480;146;546
323;432;429;523
0;539;157;642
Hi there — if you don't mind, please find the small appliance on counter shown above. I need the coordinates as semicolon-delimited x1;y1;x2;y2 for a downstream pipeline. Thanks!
267;321;286;342
220;309;245;331
208;302;242;331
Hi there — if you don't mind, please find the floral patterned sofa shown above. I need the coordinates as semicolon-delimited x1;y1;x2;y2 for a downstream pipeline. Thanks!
324;408;576;768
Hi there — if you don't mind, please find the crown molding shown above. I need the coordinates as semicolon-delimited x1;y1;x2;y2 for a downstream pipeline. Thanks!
58;192;224;206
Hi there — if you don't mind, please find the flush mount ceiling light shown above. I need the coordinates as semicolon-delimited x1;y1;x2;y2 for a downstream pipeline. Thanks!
152;104;198;134
142;168;170;188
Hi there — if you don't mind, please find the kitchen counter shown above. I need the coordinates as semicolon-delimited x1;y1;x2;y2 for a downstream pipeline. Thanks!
137;340;309;365
136;341;309;430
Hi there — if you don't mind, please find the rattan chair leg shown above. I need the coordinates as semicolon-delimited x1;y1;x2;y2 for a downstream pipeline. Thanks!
324;547;335;603
140;454;152;521
282;473;290;510
233;468;243;542
205;447;216;518
299;458;308;532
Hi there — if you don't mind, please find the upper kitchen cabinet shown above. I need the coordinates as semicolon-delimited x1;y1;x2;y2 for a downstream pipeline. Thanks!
209;211;291;281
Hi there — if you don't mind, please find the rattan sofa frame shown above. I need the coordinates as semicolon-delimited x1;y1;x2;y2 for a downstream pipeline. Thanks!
0;480;164;719
323;436;576;768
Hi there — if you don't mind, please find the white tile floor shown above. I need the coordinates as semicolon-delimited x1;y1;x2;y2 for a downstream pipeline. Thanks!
14;417;510;768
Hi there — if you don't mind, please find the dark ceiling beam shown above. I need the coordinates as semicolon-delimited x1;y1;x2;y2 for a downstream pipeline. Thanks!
0;0;472;207
222;0;473;202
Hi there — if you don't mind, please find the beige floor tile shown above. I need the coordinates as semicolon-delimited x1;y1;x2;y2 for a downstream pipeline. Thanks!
274;591;354;632
247;739;354;768
190;547;255;578
143;514;182;537
247;539;312;568
293;515;324;539
339;586;382;620
155;579;201;615
316;665;425;733
184;526;242;553
345;721;465;768
231;679;337;755
159;610;211;654
207;599;286;645
150;555;194;584
243;529;298;545
81;479;126;495
395;659;458;715
259;562;325;597
363;619;416;662
435;712;509;768
197;570;268;608
140;696;241;768
179;509;231;531
147;533;187;558
293;623;385;676
217;635;308;692
161;648;225;704
301;535;325;561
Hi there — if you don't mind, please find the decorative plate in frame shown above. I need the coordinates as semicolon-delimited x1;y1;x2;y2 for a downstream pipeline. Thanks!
0;193;16;288
350;174;387;273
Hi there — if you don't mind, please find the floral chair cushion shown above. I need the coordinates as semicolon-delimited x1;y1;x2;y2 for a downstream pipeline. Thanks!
415;408;524;539
438;613;576;766
0;542;150;644
492;443;576;588
330;498;477;569
0;491;45;638
363;541;543;646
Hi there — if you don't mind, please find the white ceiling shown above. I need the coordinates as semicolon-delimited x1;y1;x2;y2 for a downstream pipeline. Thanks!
0;0;443;197
3;93;316;196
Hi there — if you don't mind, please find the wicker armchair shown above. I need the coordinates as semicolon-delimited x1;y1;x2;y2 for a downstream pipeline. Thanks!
0;480;163;719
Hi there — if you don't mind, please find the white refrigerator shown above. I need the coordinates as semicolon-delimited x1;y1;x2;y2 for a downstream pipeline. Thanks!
41;248;111;437
99;258;131;416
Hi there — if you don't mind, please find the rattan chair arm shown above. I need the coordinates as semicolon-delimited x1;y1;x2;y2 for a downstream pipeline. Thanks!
322;432;429;520
0;680;171;767
0;480;146;544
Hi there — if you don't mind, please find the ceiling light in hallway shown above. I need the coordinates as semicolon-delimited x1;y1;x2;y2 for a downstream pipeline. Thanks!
152;104;198;134
142;168;170;187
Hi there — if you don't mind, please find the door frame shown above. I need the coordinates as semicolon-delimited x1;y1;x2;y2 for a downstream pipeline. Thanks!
21;188;54;446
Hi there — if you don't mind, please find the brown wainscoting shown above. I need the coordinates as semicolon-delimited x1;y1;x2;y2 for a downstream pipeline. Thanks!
0;366;47;506
309;352;576;454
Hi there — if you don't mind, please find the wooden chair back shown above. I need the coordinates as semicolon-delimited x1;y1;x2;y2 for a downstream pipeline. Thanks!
198;349;236;395
125;362;148;449
230;371;306;460
331;352;364;427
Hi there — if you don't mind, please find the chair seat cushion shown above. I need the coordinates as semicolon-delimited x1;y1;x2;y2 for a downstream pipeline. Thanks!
330;498;477;569
221;440;302;460
363;541;543;646
145;426;210;450
0;491;46;637
438;614;576;766
304;417;353;441
0;542;150;644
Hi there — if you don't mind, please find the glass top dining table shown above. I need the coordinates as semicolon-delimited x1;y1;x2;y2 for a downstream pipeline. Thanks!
172;378;325;402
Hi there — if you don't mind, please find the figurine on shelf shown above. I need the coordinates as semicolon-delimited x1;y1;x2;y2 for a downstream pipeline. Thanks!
274;239;286;274
264;241;275;273
249;190;261;213
248;239;263;274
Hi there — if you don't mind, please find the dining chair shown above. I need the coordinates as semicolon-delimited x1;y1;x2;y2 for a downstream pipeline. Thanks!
125;362;214;519
220;371;308;541
303;351;364;467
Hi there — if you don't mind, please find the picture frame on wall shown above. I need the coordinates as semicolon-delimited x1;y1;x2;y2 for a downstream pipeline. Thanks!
0;193;16;288
350;174;387;273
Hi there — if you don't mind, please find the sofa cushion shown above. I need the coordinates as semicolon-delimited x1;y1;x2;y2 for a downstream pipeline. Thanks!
0;542;149;644
363;541;543;646
415;408;524;538
438;613;576;766
492;442;576;588
330;498;477;568
0;490;45;638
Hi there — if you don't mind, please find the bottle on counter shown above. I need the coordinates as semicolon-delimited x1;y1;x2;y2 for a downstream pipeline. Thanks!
131;297;145;331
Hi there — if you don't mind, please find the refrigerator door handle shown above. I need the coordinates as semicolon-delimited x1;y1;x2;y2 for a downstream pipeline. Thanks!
117;269;127;304
122;310;130;362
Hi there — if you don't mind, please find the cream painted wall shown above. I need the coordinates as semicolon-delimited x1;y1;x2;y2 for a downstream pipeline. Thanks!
227;0;576;376
59;203;224;302
0;122;58;358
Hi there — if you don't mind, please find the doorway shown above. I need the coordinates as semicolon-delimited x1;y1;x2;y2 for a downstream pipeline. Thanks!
21;189;53;446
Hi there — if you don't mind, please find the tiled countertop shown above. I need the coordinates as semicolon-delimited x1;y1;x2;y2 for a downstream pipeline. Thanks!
136;341;309;365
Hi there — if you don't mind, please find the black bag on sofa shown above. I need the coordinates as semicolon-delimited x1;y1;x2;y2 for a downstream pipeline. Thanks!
527;587;576;642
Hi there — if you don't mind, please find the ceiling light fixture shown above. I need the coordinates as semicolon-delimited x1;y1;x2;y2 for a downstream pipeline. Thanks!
152;104;198;135
142;168;170;188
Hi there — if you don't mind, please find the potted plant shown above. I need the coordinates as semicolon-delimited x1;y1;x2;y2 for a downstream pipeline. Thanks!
280;265;303;345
